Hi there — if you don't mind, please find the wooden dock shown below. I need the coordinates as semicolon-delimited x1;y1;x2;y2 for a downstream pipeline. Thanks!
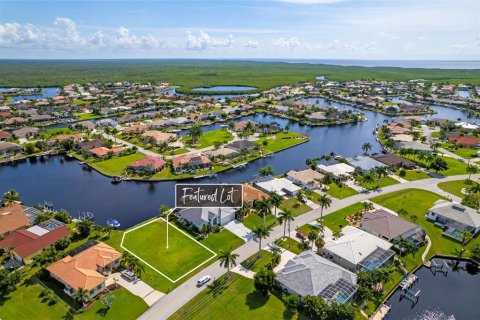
370;304;390;320
399;274;418;290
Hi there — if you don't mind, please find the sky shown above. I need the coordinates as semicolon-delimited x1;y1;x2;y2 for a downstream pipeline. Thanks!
0;0;479;60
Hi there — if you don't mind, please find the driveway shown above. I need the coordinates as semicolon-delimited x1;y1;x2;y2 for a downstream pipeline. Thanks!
224;220;254;242
107;272;165;307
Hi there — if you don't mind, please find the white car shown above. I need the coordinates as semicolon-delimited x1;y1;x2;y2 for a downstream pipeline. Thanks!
121;269;136;281
197;275;211;287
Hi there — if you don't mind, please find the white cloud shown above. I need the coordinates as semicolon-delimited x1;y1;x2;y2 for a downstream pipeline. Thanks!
378;31;398;40
273;37;300;49
0;22;44;47
244;40;258;48
54;17;85;47
186;31;234;50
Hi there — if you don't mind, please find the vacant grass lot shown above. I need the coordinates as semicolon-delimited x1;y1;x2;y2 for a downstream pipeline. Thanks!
242;212;277;230
170;274;300;320
326;182;358;199
443;145;478;159
437;180;470;198
402;155;468;176
322;202;364;233
183;129;233;149
274;237;303;255
122;219;215;281
257;132;309;154
396;169;431;181
281;198;312;217
240;250;274;272
89;153;145;176
358;176;399;190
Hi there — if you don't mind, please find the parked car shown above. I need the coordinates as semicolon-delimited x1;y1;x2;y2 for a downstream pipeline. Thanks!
197;275;211;287
300;195;308;203
296;232;307;240
121;269;136;281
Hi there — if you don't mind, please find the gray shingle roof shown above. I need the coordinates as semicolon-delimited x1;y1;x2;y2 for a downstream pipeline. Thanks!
429;201;480;228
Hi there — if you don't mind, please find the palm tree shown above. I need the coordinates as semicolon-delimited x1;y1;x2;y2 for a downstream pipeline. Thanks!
462;230;473;249
314;236;325;251
252;226;270;251
318;193;331;221
188;124;203;144
269;191;282;222
361;173;375;187
393;237;411;256
466;165;478;180
254;199;272;226
218;247;239;277
110;127;119;144
362;142;372;155
361;201;374;212
307;230;318;249
259;165;274;176
159;204;170;216
74;288;89;307
373;166;389;189
398;208;408;217
279;209;294;239
2;190;20;207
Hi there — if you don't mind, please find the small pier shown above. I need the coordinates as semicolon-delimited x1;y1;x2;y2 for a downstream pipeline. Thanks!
370;303;390;320
430;259;449;275
400;289;421;304
399;274;418;290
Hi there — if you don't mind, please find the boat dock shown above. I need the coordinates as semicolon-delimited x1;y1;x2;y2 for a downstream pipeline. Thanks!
399;274;418;290
400;288;421;304
370;304;390;320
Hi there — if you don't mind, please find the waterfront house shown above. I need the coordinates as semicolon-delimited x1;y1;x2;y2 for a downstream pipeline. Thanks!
47;242;121;302
172;153;211;174
226;140;257;152
3;117;27;127
317;162;355;181
0;204;31;236
0;219;70;264
141;130;177;145
12;127;39;139
359;210;426;244
426;201;480;241
88;146;124;158
176;207;236;229
345;155;387;173
31;114;55;123
0;130;11;141
276;251;358;304
318;226;394;272
123;124;148;134
128;155;166;173
233;120;258;132
78;139;106;151
254;177;301;197
95;119;118;127
447;135;480;149
74;121;96;131
373;153;416;169
0;141;22;157
50;133;83;145
307;111;328;122
242;184;270;207
286;168;324;190
204;147;239;160
397;141;432;153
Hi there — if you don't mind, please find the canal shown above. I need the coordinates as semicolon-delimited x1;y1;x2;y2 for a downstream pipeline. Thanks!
0;99;473;228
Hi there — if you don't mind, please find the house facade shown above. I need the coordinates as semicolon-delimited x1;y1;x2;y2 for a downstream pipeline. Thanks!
177;207;236;229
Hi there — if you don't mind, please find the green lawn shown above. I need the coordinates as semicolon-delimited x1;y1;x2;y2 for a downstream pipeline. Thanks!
122;219;215;281
151;163;231;180
396;169;431;181
242;212;278;230
325;182;358;199
160;148;189;156
402;154;469;176
170;274;300;320
437;180;470;198
281;198;311;217
240;250;274;272
296;223;321;236
200;229;244;253
257;132;309;154
322;203;364;233
273;237;303;255
443;144;478;159
358;176;399;190
74;112;101;120
0;281;148;320
89;153;145;176
183;129;233;149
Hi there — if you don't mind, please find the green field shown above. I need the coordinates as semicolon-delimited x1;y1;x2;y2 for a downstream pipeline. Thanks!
257;132;309;154
281;198;312;217
2;60;480;90
89;153;145;176
122;219;215;281
170;274;300;320
396;169;431;181
183;129;233;149
273;237;303;255
402;155;469;176
242;212;277;230
240;250;275;272
437;180;470;198
322;202;364;233
325;182;358;199
358;176;399;190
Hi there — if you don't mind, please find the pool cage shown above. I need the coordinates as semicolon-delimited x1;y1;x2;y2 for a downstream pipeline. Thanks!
358;247;395;271
319;278;358;304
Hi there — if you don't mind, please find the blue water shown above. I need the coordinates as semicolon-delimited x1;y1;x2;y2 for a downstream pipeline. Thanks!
192;86;257;92
0;87;59;102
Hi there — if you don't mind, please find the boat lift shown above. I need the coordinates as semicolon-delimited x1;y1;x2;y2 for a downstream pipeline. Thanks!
431;259;449;276
400;289;421;304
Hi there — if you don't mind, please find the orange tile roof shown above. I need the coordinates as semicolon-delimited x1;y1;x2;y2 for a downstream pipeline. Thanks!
0;204;30;235
47;242;121;291
242;184;269;204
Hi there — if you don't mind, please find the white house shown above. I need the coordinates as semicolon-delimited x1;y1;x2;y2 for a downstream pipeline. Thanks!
317;163;355;180
177;207;236;229
254;178;301;197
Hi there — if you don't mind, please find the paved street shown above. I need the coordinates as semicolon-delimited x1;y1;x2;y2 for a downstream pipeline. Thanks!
139;173;478;320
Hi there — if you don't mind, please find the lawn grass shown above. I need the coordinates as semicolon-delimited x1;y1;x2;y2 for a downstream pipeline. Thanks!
402;154;469;176
160;147;189;156
280;198;311;217
122;219;215;281
199;229;244;253
151;163;231;180
74;112;101;120
322;202;364;233
170;274;300;320
273;237;303;255
240;250;274;272
358;176;399;190
437;179;470;198
396;169;431;181
326;182;358;199
242;212;278;230
296;223;321;236
443;144;478;159
89;153;145;176
183;129;233;149
257;131;309;154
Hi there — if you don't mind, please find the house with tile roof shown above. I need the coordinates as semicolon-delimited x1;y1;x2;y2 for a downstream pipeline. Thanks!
276;251;358;304
47;242;121;301
0;203;31;236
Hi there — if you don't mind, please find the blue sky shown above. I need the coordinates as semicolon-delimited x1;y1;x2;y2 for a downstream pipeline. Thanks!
0;0;479;59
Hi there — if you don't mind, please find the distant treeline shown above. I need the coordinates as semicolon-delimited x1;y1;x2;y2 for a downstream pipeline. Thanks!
1;59;479;91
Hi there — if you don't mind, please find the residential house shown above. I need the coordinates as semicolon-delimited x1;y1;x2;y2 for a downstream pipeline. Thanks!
123;124;148;134
345;155;387;173
0;204;31;236
276;251;358;304
373;153;416;169
0;130;11;141
74;121;96;131
0;220;70;264
31;114;55;123
359;210;426;244
128;156;166;173
95;119;118;127
318;226;394;272
88;147;124;158
254;177;301;197
172;153;211;173
242;184;270;207
141;131;176;145
426;201;480;241
176;207;236;229
397;141;432;153
12;127;39;139
226;140;257;152
204;147;239;160
286;168;324;190
307;112;327;122
3;117;27;127
233;120;258;132
317;162;355;180
47;242;121;301
78;139;105;151
0;141;22;157
447;135;480;149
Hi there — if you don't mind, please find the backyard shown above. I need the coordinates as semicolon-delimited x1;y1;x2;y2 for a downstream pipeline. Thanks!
325;182;358;199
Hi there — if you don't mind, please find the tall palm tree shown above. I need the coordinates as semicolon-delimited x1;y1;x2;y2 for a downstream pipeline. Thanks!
361;172;375;187
269;192;282;222
254;199;272;226
2;190;20;207
218;248;239;279
466;165;478;180
314;236;325;251
279;209;293;239
374;166;389;188
74;288;89;307
362;142;372;155
307;230;318;249
252;226;270;251
318;193;332;221
110;127;119;144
